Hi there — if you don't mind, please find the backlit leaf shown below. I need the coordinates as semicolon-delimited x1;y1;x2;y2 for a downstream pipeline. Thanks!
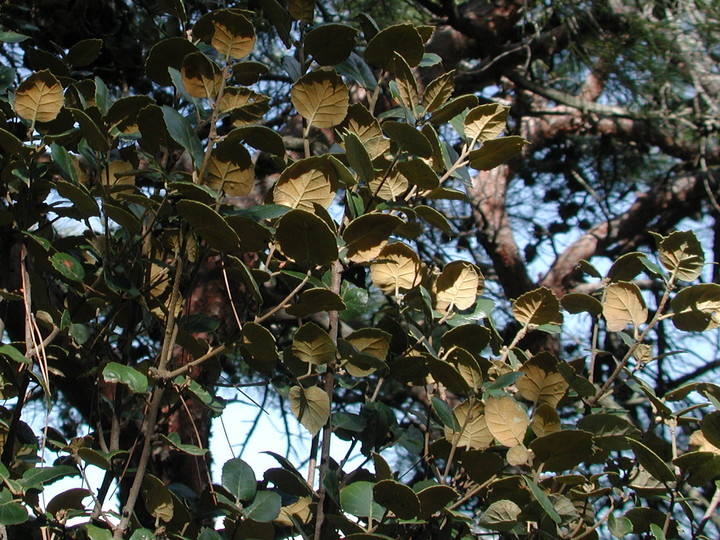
273;156;338;211
346;328;391;361
145;37;198;86
656;230;704;282
14;70;64;123
435;261;483;313
194;10;256;60
485;396;529;447
288;0;314;22
530;403;561;437
338;103;389;159
289;385;330;435
603;281;647;332
423;70;455;113
516;353;568;407
370;242;421;294
369;170;409;201
444;400;493;449
343;214;403;263
293;322;336;365
512;287;562;327
181;52;222;99
291;70;349;129
671;283;720;332
464;104;508;142
203;138;254;196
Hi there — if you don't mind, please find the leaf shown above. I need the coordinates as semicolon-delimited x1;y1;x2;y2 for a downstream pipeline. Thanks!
607;251;645;282
0;495;27;525
435;261;483;313
341;481;385;520
288;0;314;22
369;170;408;201
516;353;568;407
485;396;529;447
224;125;285;157
478;500;522;532
291;70;349;129
444;400;493;449
468;136;528;170
46;488;92;515
423;70;455;113
524;477;561;524
217;87;270;121
530;430;594;472
512;287;562;327
432;396;460;431
608;513;633;538
67;38;103;68
256;0;292;47
345;328;391;361
141;475;174;522
160;432;208;456
145;37;198;86
671;283;720;332
181;52;222;99
344;131;375;184
14;70;64;124
373;480;420;519
561;293;602;316
429;94;478;125
203;138;254;196
305;24;358;66
102;362;148;394
211;13;256;60
222;458;257;501
244;490;282;522
701;411;720;449
530;403;561;437
364;24;424;69
603;281;647;332
416;484;457;518
396;159;439;189
273;156;338;211
655;230;704;282
627;439;675;483
464;104;508;142
242;322;279;375
106;95;155;134
286;288;346;317
343;213;404;263
50;252;85;282
161;106;204;167
382;121;432;158
338;103;389;159
370;242;421;294
392;53;418;111
289;385;330;436
275;209;338;267
293;322;336;365
176;200;241;252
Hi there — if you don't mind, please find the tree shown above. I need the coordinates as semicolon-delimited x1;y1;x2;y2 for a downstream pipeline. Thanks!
0;0;718;539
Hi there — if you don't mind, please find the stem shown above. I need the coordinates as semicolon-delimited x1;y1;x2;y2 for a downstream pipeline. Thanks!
113;244;186;538
254;271;312;324
695;483;720;538
312;259;343;540
589;271;677;406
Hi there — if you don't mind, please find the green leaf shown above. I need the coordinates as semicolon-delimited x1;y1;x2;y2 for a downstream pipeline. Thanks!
382;121;432;158
305;24;358;66
627;439;675;483
561;293;602;316
341;481;385;520
286;288;346;317
222;458;257;502
0;344;30;365
102;362;148;394
161;106;204;167
244;491;282;522
373;479;420;519
343;213;403;263
176;200;240;252
289;385;330;436
67;39;103;68
701;411;720;449
364;24;424;69
0;496;27;525
275;209;338;267
50;252;85;282
242;322;279;375
431;396;460;431
0;31;29;43
141;475;173;522
524;477;561;524
344;131;375;184
160;432;208;456
608;513;633;538
396;159;439;189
